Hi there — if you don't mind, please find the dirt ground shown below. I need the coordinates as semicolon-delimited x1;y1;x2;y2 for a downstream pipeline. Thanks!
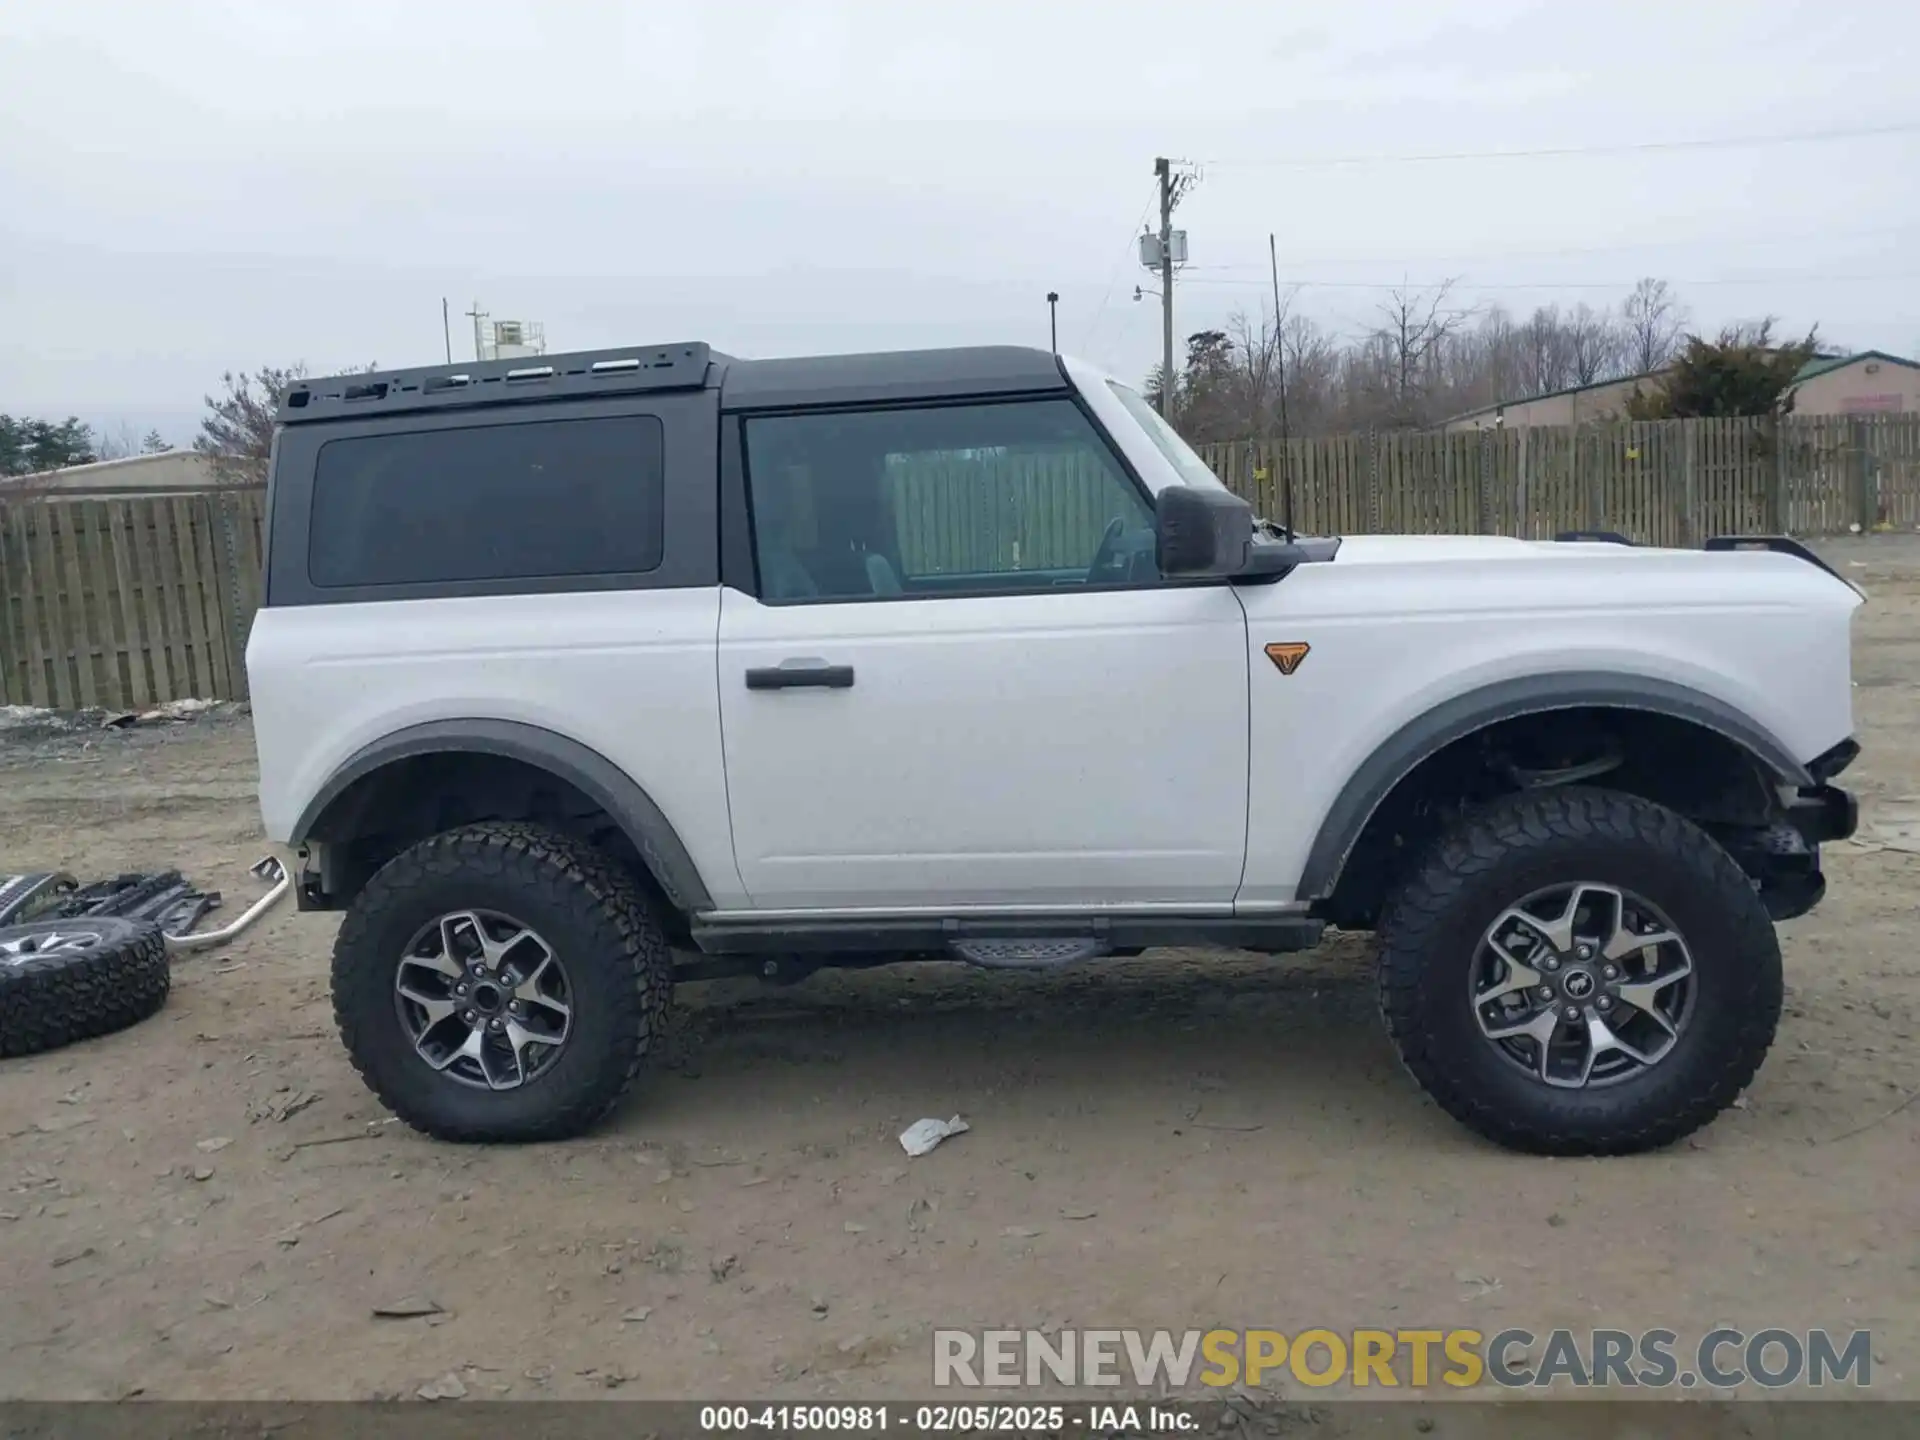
1;539;1917;1425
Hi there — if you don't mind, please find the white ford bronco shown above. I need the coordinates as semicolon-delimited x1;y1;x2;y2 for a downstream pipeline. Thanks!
248;342;1862;1154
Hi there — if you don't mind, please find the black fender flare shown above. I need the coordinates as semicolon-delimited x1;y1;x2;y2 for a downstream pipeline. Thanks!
291;719;714;913
1296;672;1813;901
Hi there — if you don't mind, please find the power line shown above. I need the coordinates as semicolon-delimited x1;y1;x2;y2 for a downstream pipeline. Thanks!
1177;222;1920;275
1078;189;1158;356
1203;121;1920;170
1177;270;1920;293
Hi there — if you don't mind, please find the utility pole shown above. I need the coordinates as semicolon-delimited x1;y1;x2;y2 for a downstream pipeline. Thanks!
1046;292;1059;353
1155;157;1175;417
465;301;486;362
442;298;453;363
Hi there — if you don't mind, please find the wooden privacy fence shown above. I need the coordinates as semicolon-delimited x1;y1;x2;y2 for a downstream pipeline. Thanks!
1202;414;1920;542
0;488;266;711
2;413;1918;714
888;449;1116;574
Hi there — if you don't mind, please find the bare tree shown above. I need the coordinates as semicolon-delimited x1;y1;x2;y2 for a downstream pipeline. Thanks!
95;420;142;461
195;364;309;485
1262;283;1320;442
1463;305;1523;411
1565;303;1625;385
1623;278;1688;374
1367;280;1469;427
1277;312;1338;436
1154;278;1697;441
1521;305;1574;396
1226;309;1282;447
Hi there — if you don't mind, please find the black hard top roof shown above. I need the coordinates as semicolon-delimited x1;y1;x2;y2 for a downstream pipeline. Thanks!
278;342;1068;424
720;345;1067;410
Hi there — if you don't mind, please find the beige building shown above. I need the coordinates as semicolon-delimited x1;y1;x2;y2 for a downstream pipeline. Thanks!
1448;349;1920;431
1446;371;1664;431
2;450;220;496
1782;350;1920;416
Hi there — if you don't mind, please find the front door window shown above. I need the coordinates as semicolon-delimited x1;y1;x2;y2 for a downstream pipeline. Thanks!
742;398;1160;603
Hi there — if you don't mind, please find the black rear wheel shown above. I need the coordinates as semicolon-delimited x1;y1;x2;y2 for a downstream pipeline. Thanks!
1378;787;1781;1155
332;823;671;1143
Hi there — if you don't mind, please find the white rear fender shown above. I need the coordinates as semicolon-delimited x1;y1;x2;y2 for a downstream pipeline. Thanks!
246;586;745;911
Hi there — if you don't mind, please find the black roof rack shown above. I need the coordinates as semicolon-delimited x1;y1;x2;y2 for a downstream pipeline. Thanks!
277;343;719;424
719;345;1068;411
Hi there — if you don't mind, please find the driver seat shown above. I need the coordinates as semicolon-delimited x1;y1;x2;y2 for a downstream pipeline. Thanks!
864;552;903;596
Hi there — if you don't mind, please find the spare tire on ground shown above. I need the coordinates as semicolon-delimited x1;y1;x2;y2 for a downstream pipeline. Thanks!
0;917;170;1058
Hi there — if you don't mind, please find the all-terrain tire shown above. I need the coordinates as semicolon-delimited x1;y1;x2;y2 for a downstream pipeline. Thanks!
1377;786;1781;1156
0;916;170;1058
331;823;672;1143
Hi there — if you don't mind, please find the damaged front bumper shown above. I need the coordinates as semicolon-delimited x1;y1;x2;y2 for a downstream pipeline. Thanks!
1792;782;1859;847
1795;735;1861;847
1722;738;1861;921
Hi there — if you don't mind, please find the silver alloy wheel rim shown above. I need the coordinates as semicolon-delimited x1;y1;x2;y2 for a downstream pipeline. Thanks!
0;930;104;966
1469;882;1694;1089
395;910;572;1091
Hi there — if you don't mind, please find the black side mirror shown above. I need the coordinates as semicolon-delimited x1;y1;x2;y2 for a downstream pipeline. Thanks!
1155;485;1253;577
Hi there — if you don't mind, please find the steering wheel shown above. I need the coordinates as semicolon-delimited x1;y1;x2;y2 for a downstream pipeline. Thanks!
1088;515;1130;583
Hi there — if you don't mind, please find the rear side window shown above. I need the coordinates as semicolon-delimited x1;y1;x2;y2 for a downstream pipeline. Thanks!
308;415;664;589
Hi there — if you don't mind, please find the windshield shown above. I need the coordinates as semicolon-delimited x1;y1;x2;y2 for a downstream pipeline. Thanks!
1106;381;1230;493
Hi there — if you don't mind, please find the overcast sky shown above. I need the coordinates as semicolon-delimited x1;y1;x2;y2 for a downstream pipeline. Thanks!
4;0;1918;441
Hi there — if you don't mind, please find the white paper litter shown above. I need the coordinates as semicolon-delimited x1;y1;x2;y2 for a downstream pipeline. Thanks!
899;1115;969;1157
147;697;217;719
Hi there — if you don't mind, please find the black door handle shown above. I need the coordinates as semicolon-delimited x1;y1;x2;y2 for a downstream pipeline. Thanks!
745;662;856;691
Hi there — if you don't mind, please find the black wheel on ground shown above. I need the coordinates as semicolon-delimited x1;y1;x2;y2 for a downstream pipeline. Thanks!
1377;786;1781;1156
0;916;170;1058
331;823;672;1143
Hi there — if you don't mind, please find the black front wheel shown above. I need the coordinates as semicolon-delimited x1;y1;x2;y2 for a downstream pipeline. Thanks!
1378;787;1782;1155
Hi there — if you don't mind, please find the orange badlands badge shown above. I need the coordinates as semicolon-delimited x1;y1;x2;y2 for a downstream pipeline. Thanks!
1264;642;1310;675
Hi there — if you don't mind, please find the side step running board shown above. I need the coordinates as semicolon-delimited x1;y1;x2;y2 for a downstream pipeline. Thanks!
951;937;1109;969
689;913;1325;958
